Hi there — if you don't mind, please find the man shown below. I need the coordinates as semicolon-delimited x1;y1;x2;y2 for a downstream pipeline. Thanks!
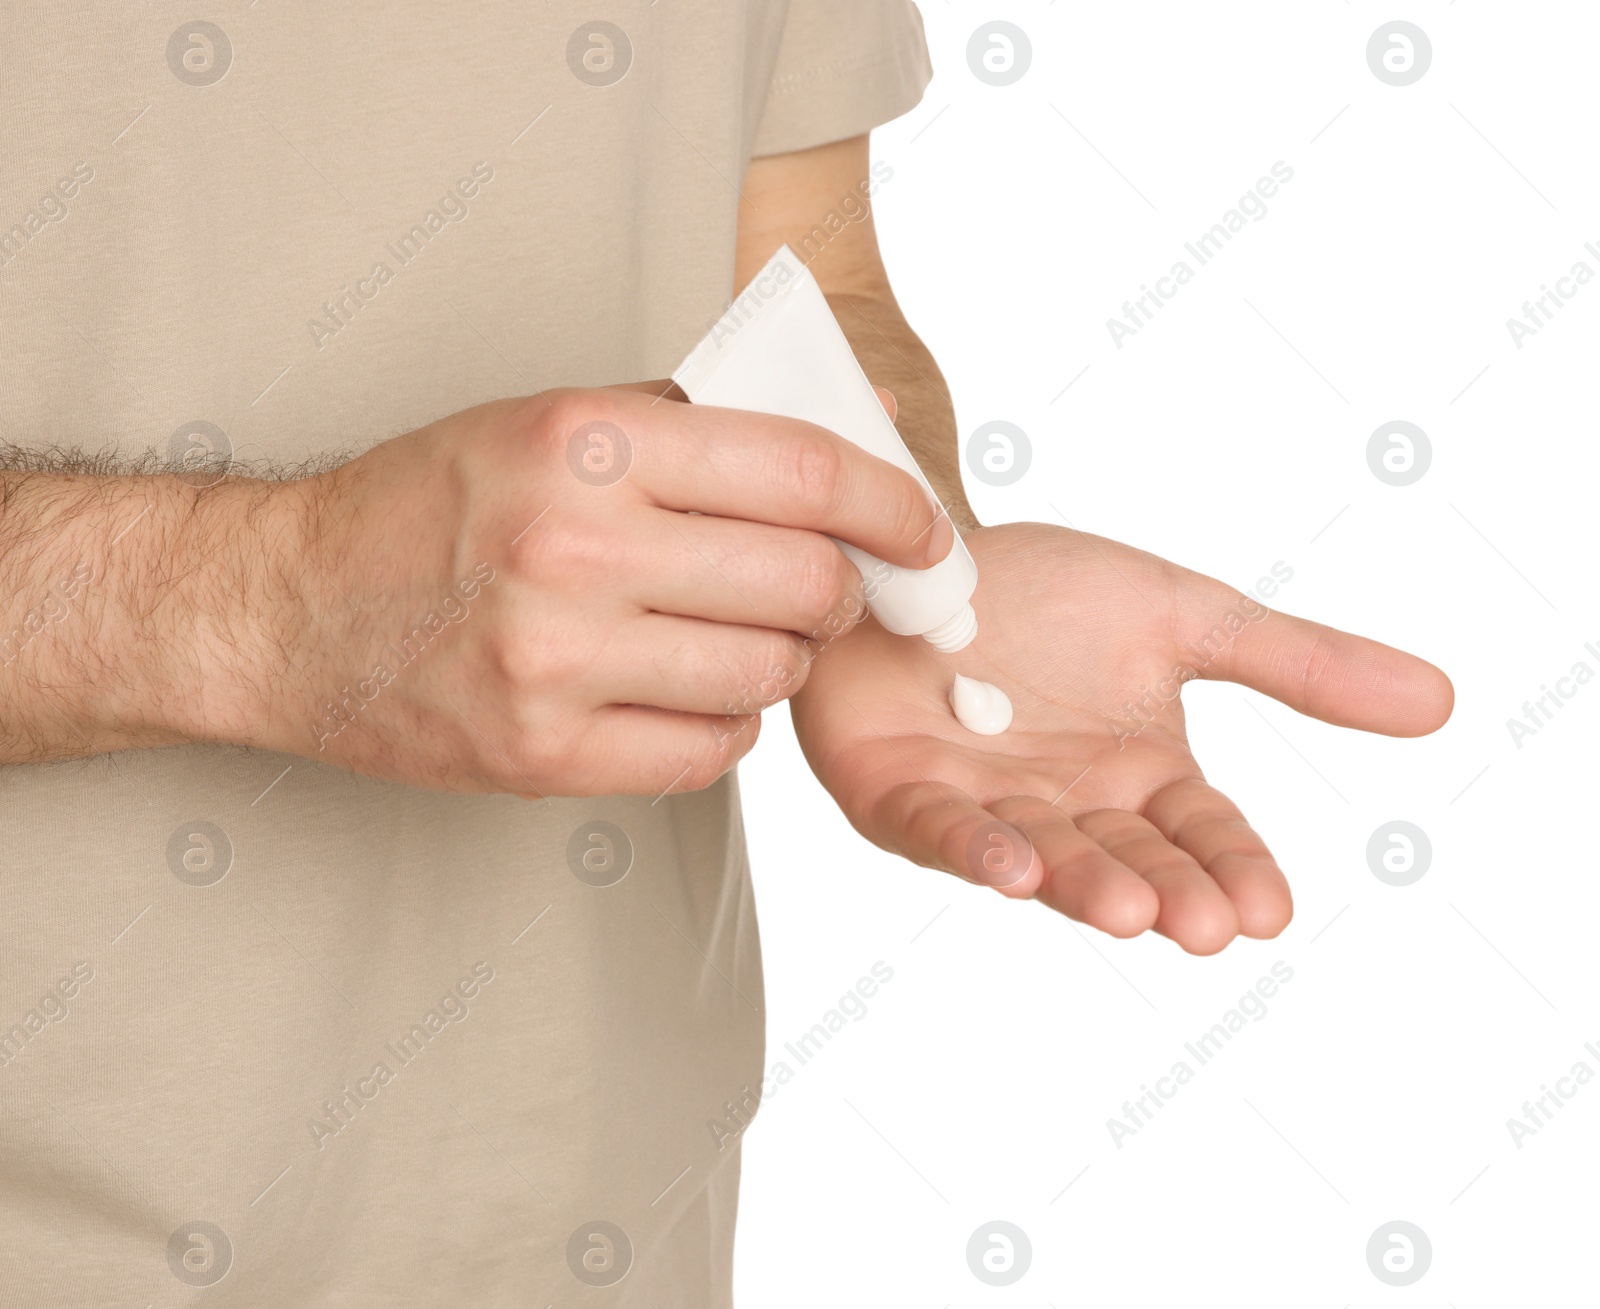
0;2;1450;1304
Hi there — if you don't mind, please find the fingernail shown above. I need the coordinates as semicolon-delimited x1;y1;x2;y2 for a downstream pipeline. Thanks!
923;510;954;566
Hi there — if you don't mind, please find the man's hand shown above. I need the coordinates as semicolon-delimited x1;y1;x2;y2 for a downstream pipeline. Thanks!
0;384;952;796
738;133;1450;951
270;384;953;797
789;522;1454;953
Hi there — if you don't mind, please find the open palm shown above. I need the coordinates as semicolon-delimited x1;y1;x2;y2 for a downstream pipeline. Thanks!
790;523;1453;953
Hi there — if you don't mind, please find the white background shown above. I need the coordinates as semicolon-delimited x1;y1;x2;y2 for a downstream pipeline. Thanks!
736;3;1599;1305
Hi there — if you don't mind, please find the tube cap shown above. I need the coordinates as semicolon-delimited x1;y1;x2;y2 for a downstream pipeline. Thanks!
922;602;978;653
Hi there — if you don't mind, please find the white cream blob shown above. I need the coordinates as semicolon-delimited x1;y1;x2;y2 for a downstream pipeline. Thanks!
949;673;1013;736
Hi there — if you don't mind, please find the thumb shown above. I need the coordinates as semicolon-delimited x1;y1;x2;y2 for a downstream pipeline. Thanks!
1184;581;1454;737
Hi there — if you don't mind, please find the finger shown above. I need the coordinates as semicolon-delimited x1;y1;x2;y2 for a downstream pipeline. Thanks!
865;781;1043;894
872;385;898;423
1184;582;1453;736
602;614;815;716
1075;809;1240;955
634;509;867;637
561;704;761;797
1142;779;1292;939
988;796;1159;937
599;390;953;569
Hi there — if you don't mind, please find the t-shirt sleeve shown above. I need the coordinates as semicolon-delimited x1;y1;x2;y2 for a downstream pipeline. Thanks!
751;0;933;158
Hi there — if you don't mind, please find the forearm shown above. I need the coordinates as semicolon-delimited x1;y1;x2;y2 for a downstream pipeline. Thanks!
0;464;306;764
736;136;978;534
825;290;978;533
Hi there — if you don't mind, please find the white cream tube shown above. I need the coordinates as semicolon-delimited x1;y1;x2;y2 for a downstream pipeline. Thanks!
673;246;979;652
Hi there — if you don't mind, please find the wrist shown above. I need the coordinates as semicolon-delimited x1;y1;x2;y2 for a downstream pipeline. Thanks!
164;474;320;752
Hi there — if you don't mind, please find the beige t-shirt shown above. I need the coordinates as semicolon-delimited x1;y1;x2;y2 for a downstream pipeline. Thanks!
0;4;930;1305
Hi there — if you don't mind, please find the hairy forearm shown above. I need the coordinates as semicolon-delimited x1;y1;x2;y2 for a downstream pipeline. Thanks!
825;290;980;533
0;463;307;764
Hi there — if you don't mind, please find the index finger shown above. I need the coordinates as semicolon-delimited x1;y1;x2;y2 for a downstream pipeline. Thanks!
604;390;955;571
